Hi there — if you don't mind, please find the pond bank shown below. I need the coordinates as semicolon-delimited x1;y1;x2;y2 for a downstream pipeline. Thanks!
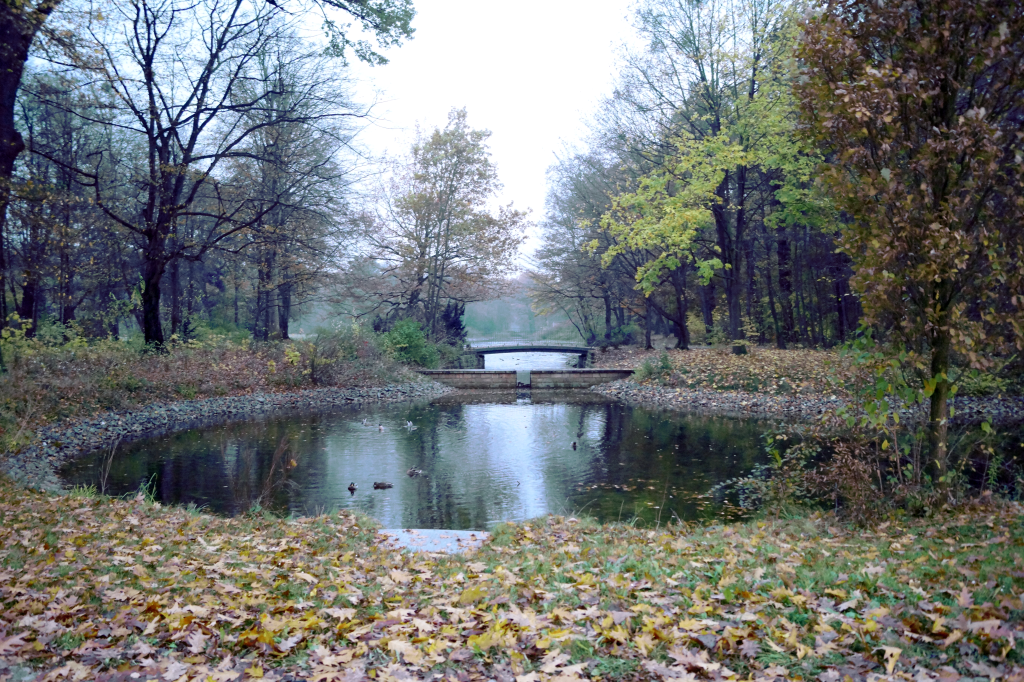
590;379;1024;426
0;381;452;493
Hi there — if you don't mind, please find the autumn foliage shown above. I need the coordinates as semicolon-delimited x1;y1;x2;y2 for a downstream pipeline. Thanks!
794;0;1024;475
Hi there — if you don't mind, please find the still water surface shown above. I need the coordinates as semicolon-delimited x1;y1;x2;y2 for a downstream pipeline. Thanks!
62;391;769;530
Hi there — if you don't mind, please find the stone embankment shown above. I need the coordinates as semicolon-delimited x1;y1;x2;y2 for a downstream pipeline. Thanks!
1;381;451;493
591;380;1024;426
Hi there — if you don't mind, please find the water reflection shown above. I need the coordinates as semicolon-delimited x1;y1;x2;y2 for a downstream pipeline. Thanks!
62;392;769;530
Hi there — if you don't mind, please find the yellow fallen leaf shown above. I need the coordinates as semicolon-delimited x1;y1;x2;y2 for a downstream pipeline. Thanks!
458;585;488;605
388;639;424;665
876;645;901;674
942;630;963;647
295;571;318;585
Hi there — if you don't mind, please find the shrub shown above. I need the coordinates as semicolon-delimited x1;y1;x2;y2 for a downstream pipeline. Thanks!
604;324;641;348
712;432;819;517
950;364;1013;397
380;320;439;368
633;359;657;383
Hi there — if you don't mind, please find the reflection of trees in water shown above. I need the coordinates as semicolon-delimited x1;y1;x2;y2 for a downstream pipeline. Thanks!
64;400;772;528
568;406;768;524
411;404;491;529
223;435;297;514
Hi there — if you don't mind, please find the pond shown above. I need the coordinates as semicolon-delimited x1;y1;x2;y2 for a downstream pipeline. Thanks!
61;391;771;530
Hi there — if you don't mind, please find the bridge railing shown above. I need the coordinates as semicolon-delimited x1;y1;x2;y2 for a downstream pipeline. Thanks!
465;329;586;349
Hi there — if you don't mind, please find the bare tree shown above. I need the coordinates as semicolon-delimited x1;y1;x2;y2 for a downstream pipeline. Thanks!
0;0;413;342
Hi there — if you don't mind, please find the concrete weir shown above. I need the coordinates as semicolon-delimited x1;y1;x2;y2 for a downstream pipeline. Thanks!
419;369;633;389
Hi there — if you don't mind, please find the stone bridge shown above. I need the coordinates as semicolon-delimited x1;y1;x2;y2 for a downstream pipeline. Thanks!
458;344;595;369
419;369;633;389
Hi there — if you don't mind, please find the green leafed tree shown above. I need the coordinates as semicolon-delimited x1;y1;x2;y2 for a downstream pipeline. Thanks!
794;0;1024;478
598;0;820;344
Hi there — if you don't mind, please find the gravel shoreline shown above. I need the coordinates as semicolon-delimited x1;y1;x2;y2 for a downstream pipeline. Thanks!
591;380;1024;426
0;381;452;494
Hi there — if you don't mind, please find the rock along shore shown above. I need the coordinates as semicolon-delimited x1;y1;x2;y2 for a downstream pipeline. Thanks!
0;381;452;494
591;380;1024;426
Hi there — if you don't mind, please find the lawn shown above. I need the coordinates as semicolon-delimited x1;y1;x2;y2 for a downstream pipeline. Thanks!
1;475;1021;682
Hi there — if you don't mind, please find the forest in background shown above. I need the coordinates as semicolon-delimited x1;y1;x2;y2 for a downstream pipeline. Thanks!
0;0;523;354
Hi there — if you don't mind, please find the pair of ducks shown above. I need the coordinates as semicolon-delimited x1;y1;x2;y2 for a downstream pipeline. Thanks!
360;419;417;431
347;481;393;492
348;467;423;493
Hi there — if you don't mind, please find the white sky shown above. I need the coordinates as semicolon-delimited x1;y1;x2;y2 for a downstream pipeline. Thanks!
349;1;638;257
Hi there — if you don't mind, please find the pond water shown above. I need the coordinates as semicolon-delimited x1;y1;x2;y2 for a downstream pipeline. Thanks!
61;391;770;530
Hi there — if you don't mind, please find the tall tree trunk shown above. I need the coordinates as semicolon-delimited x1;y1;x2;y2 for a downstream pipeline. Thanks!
834;280;846;343
279;279;290;340
671;266;689;350
776;226;796;343
0;14;29;337
170;257;181;337
928;328;952;484
644;299;654;350
59;236;73;324
16;276;41;336
699;281;715;336
712;174;742;341
603;287;612;342
141;254;166;347
766;258;784;349
0;4;59;344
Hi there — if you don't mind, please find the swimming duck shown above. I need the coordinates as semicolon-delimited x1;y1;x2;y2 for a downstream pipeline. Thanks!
405;421;417;430
378;424;384;432
348;482;357;493
571;441;577;450
373;481;393;490
407;467;423;477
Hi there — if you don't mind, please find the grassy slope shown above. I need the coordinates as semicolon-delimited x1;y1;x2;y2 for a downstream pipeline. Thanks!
0;337;411;452
593;348;848;396
1;476;1022;681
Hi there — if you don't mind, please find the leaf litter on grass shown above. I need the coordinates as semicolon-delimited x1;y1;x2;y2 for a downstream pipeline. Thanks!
596;348;856;397
1;475;1023;682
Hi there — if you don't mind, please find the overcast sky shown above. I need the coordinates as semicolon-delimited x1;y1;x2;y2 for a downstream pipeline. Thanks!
350;1;638;257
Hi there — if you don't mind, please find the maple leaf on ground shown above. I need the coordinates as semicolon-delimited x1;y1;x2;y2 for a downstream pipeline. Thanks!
162;659;189;680
539;650;571;673
276;633;303;653
739;639;761;658
387;640;424;666
185;630;208;655
966;660;1004;680
377;662;417;682
312;668;363;682
643;660;699;681
0;634;27;656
